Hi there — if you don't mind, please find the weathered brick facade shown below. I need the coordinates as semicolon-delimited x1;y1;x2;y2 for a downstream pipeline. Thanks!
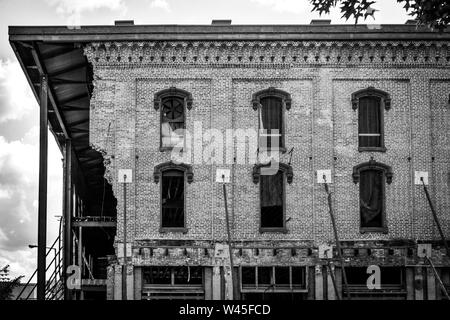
84;28;450;300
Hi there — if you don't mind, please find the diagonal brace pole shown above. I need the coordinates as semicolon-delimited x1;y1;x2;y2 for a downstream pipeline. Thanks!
323;175;351;299
421;178;450;257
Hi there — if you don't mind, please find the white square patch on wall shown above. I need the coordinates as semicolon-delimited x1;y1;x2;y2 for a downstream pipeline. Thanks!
118;169;133;183
414;171;428;185
319;244;333;259
317;169;332;184
216;169;231;183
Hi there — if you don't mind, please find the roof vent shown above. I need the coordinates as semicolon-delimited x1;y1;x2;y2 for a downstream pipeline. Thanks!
310;19;331;25
211;19;232;25
115;20;134;26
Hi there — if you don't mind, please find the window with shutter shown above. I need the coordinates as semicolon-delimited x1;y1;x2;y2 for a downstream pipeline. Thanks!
351;87;390;152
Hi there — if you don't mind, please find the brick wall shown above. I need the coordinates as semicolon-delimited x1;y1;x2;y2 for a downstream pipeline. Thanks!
85;41;450;251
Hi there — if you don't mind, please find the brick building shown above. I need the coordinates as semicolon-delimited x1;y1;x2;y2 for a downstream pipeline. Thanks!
9;20;450;300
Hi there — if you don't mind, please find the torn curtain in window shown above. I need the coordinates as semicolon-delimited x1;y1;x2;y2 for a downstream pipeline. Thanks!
161;97;184;148
358;96;381;148
260;97;282;149
260;171;284;228
162;170;184;228
360;169;383;228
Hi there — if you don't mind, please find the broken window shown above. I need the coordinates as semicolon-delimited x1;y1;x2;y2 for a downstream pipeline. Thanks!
161;97;185;149
154;87;193;150
260;170;284;229
360;169;384;229
352;87;390;152
161;169;185;229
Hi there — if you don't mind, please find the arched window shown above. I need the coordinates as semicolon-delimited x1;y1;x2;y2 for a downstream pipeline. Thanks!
253;162;293;232
353;158;393;233
154;87;193;151
252;87;291;152
154;161;193;232
351;87;390;152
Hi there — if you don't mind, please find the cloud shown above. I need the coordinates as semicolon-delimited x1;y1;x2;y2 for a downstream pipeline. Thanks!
249;0;309;14
0;60;35;123
46;0;127;25
0;130;62;279
150;0;171;12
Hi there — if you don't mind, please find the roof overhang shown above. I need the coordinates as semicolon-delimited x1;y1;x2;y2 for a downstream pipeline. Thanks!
9;24;450;42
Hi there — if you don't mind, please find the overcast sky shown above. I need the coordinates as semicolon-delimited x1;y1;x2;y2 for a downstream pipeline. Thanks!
0;0;410;280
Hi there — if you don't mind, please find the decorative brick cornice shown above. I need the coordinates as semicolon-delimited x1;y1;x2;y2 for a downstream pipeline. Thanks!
252;162;293;184
84;40;450;67
352;158;393;184
153;161;194;184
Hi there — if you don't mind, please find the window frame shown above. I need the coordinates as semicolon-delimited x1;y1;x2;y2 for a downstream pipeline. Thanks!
153;161;193;233
239;266;308;293
252;87;291;153
154;87;193;152
253;162;293;233
352;158;393;234
351;87;391;153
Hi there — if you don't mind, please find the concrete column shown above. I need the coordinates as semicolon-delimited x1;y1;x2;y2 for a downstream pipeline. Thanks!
315;265;324;300
134;267;142;300
406;267;414;300
427;267;436;300
223;265;233;300
114;265;122;300
204;267;213;300
126;264;134;300
414;267;424;300
212;266;222;300
106;265;115;300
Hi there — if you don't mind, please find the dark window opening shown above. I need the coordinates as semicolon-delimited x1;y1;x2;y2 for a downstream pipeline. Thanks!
161;97;185;149
143;267;171;285
143;266;203;286
242;267;256;286
258;267;272;285
291;267;306;286
260;170;284;229
259;97;283;150
161;170;185;229
360;169;384;229
173;266;203;285
358;96;382;149
275;267;290;285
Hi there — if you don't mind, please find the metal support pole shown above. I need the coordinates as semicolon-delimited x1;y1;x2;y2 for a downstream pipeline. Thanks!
425;256;450;300
63;139;72;300
223;183;237;299
37;74;48;300
326;261;341;300
122;175;127;300
323;177;351;299
421;179;450;257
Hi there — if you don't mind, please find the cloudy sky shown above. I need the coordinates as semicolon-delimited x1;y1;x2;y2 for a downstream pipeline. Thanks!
0;0;410;280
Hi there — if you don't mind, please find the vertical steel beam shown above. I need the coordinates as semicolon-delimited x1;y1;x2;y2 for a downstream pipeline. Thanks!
122;176;127;300
37;74;48;300
63;139;73;300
